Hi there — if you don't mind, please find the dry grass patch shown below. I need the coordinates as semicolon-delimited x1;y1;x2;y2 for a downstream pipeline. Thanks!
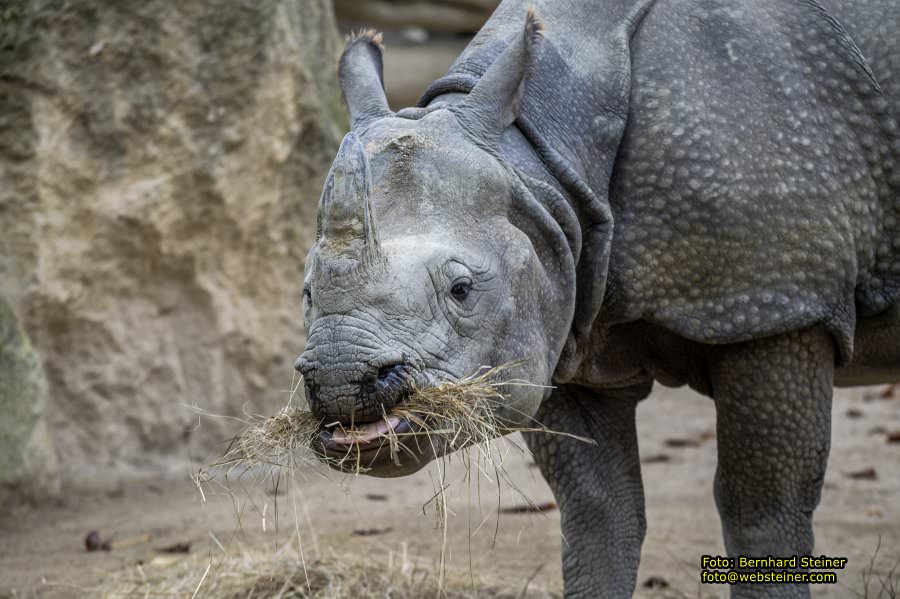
93;544;553;598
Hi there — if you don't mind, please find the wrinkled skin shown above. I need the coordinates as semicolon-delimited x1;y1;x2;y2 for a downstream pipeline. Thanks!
298;0;900;596
297;109;570;474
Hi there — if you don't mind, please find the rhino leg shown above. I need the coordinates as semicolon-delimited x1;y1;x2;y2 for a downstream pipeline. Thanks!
708;326;834;599
524;383;651;599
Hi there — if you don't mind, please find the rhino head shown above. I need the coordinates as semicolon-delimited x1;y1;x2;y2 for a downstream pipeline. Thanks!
295;15;577;476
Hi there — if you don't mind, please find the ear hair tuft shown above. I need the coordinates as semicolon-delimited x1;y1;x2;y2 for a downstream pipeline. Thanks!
346;28;385;52
525;7;545;42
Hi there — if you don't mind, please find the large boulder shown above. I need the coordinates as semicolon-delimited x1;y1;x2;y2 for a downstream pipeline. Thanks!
0;298;59;508
0;0;344;475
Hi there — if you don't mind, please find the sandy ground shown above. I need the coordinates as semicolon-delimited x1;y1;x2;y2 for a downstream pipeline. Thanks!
1;384;898;598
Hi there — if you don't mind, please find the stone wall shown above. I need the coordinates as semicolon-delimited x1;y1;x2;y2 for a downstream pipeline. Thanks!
0;0;344;479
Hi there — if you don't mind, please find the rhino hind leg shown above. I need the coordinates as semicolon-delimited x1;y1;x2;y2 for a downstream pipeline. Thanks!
835;302;900;387
524;383;651;599
707;326;834;599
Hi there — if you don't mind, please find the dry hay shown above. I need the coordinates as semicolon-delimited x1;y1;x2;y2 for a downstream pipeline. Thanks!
185;366;584;599
92;544;552;598
209;364;580;477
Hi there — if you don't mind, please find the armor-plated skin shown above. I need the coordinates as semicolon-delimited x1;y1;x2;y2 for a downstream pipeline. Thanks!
298;2;900;597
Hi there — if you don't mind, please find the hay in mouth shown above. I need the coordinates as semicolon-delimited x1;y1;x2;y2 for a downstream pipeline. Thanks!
214;365;555;475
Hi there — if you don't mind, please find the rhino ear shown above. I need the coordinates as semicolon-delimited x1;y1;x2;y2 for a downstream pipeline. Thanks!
339;30;393;129
456;9;543;146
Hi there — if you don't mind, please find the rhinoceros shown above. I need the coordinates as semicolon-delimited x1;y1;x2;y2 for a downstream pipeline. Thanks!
295;0;900;596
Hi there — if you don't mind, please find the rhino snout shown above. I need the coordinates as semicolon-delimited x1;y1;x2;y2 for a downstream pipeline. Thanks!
294;350;412;426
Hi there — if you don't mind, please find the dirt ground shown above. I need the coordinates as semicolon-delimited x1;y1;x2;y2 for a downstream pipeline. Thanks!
1;384;898;598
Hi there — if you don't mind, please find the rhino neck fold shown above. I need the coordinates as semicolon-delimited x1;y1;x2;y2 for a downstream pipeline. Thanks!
417;0;659;380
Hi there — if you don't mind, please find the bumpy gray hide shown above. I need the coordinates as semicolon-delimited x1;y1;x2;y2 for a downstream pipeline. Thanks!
420;0;900;378
306;1;900;596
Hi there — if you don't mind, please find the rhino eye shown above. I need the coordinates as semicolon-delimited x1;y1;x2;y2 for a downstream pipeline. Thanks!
450;281;471;301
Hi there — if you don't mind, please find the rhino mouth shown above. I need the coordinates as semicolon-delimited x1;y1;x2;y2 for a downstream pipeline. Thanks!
315;412;435;477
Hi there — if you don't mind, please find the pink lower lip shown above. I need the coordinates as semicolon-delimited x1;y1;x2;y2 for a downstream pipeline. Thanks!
330;415;403;445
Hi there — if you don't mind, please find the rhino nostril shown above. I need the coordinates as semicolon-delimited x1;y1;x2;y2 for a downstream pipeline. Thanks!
375;363;410;404
377;363;404;382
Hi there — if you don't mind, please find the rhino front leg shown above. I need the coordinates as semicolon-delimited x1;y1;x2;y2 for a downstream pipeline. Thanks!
708;326;834;599
524;383;650;598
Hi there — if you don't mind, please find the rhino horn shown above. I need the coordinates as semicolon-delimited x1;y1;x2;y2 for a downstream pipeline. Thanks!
339;30;393;129
456;9;543;146
316;132;382;267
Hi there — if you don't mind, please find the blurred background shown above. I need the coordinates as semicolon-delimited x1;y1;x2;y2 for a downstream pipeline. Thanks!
0;1;898;597
0;0;496;499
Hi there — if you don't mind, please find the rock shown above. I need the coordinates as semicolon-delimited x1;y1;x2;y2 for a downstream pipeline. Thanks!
0;298;60;508
0;1;345;475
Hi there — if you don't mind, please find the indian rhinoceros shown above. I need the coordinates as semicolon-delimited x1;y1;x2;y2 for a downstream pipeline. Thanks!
294;0;900;596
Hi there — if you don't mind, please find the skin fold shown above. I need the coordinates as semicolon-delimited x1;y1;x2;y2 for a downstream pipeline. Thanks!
298;1;900;597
